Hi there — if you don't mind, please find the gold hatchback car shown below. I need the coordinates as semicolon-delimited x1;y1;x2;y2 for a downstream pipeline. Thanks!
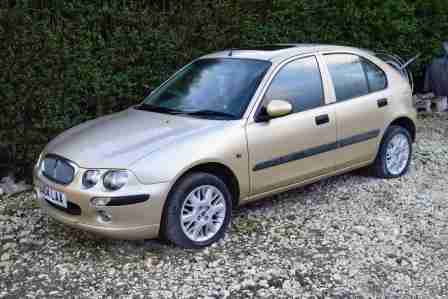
34;44;417;248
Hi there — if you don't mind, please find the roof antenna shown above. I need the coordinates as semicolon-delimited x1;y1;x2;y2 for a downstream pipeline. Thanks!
228;48;233;57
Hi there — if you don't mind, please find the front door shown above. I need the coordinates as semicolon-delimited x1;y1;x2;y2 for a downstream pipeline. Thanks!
246;55;337;195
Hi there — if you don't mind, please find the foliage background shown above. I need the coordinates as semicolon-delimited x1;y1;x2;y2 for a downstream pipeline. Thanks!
1;0;447;178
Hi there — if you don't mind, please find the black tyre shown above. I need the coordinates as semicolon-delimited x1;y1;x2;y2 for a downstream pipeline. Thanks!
161;172;232;248
370;125;412;178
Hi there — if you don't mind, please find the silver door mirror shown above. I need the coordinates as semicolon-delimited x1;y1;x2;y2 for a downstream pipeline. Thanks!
266;100;293;118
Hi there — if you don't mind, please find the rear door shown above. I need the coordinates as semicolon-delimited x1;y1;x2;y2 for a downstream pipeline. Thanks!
321;53;391;169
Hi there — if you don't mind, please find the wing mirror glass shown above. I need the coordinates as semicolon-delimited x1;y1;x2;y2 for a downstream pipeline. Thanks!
256;100;293;122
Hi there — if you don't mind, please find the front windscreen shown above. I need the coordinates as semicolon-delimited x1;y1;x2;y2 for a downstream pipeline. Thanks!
141;58;271;119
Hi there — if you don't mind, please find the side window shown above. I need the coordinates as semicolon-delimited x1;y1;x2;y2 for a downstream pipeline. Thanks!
324;54;369;102
362;58;387;92
264;56;324;113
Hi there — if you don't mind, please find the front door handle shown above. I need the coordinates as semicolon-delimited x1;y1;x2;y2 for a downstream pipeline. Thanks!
377;98;388;108
315;114;330;126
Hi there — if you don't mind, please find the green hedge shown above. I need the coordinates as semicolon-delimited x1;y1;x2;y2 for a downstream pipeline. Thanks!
1;0;447;177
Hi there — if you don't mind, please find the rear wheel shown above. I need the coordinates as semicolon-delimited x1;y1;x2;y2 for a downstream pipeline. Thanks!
370;125;412;178
162;172;232;248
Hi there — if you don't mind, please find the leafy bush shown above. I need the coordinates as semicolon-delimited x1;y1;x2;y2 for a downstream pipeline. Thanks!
0;0;447;178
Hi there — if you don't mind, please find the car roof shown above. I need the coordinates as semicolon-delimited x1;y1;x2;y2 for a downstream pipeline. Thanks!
201;44;364;62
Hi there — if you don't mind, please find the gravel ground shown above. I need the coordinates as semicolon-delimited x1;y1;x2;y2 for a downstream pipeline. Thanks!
1;114;448;298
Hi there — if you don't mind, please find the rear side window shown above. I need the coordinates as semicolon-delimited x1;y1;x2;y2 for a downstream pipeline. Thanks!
264;56;324;113
324;54;387;102
362;59;387;92
324;54;369;102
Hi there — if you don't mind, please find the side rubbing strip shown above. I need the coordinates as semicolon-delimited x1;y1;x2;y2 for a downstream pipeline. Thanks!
253;142;339;171
338;129;380;148
253;129;381;171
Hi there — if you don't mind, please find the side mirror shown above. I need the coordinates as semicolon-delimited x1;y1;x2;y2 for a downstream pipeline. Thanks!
255;100;293;122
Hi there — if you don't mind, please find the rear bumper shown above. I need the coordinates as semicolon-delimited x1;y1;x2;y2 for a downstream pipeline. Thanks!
33;166;171;240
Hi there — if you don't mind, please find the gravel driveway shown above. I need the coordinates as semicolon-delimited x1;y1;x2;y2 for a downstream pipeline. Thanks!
1;114;447;298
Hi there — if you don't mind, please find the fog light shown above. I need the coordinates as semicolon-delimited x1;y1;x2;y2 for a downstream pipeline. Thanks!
90;197;111;207
97;210;112;223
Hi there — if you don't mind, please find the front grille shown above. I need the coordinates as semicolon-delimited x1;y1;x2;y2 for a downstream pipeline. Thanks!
42;155;76;185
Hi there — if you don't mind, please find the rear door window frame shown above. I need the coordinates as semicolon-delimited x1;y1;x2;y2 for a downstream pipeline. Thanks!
321;52;389;103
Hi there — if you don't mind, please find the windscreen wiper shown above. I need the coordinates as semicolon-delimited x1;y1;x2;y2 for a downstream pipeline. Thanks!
184;110;238;119
135;104;185;115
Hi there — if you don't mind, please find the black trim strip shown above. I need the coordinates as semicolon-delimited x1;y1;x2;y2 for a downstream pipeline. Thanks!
45;199;82;215
253;129;380;171
338;129;380;148
105;194;150;206
253;142;338;171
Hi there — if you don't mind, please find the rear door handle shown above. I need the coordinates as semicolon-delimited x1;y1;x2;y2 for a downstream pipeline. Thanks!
377;98;388;108
315;114;330;126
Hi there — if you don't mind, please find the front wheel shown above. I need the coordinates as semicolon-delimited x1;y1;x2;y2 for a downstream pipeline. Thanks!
370;125;412;178
162;172;232;248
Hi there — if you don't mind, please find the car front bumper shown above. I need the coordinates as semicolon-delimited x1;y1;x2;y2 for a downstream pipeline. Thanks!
33;166;171;240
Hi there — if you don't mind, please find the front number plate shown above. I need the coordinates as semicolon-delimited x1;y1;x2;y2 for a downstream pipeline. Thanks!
41;185;68;209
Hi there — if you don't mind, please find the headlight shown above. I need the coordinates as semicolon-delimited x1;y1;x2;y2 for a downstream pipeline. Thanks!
82;170;101;189
103;170;129;191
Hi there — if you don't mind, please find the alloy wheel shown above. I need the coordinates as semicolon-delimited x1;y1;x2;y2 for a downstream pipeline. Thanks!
180;185;227;242
385;133;410;176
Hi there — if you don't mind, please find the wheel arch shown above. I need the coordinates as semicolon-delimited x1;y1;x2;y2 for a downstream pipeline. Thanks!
388;116;416;142
163;161;241;212
180;162;240;206
159;161;241;239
